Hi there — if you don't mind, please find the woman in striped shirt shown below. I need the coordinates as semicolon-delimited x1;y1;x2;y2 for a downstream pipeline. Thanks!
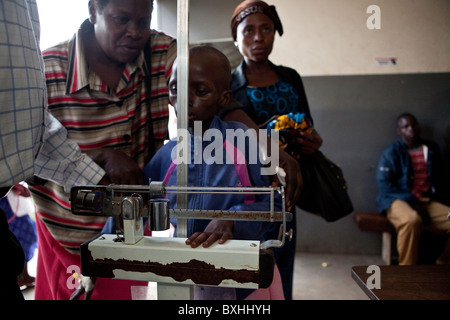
29;0;176;300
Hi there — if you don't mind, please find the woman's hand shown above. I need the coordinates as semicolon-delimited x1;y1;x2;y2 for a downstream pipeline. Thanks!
185;220;234;248
296;129;323;155
86;149;144;185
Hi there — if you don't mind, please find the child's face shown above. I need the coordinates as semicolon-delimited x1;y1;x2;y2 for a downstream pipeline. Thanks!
168;54;230;133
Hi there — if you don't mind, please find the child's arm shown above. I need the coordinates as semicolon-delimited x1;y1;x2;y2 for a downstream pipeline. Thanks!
185;136;284;247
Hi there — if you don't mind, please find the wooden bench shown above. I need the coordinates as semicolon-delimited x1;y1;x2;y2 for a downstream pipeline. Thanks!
354;211;448;265
353;212;395;265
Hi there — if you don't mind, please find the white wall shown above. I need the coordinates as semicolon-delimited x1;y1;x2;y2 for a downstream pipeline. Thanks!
157;0;450;76
270;0;450;75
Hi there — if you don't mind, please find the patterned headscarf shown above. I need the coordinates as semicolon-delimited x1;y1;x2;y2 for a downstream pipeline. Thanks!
231;0;284;41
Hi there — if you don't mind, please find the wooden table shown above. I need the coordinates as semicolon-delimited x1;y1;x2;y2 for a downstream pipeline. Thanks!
351;265;450;300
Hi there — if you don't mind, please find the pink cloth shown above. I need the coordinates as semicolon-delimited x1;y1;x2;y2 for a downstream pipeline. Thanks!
34;216;147;300
244;264;285;300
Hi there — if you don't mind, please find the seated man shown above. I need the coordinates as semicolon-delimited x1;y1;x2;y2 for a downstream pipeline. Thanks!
376;112;450;265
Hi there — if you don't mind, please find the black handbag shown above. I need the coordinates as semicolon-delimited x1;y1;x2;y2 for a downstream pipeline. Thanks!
264;113;353;222
296;151;353;222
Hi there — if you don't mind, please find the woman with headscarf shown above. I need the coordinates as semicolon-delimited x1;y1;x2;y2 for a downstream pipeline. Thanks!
229;0;323;300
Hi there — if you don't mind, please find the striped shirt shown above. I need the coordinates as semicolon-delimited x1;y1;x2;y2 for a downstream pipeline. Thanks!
408;145;430;199
29;20;176;253
0;0;105;191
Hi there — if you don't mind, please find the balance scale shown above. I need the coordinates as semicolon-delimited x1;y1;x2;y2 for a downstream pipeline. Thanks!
71;183;291;299
70;1;291;300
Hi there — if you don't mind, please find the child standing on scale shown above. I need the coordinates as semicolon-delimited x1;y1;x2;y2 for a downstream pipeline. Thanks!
144;45;284;300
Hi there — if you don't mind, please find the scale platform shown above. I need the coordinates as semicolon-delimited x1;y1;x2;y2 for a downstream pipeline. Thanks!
81;234;275;289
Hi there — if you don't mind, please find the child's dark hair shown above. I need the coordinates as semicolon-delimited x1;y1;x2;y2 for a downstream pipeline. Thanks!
189;45;231;90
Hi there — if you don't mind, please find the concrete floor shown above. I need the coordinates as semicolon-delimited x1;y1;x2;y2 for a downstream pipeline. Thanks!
292;252;383;300
22;250;383;300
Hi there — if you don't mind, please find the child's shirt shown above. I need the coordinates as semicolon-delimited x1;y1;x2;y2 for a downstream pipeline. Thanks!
144;115;281;241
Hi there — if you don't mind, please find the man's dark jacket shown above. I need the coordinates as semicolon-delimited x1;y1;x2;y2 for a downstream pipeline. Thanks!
376;138;445;213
